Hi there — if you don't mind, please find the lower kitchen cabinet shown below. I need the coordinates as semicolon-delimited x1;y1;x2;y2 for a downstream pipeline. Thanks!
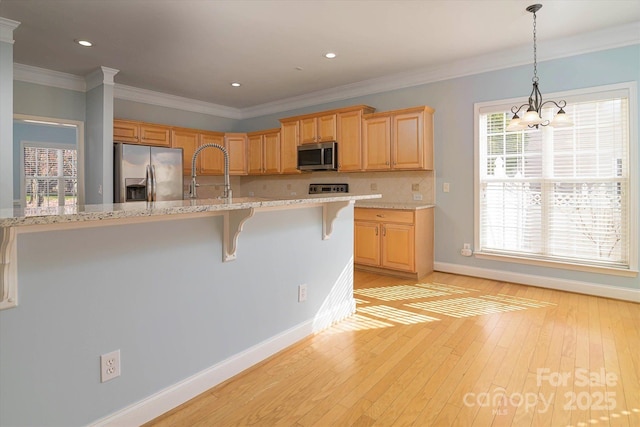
354;207;433;279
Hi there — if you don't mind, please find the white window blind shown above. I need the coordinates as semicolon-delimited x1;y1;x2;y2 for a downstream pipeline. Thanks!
477;86;633;271
23;143;77;209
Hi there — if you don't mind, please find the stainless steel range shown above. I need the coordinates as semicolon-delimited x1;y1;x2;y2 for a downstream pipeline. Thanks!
308;183;349;194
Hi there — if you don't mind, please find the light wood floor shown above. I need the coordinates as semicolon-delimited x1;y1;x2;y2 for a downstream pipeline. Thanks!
146;271;640;426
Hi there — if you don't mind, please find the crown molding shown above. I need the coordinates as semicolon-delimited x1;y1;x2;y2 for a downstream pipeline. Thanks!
14;63;86;92
113;84;243;119
0;17;20;44
12;21;640;120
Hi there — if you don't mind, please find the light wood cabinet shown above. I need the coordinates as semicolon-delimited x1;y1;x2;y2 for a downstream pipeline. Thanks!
300;113;337;144
224;133;248;175
200;132;226;175
171;128;226;176
337;106;375;171
354;207;433;279
362;106;434;171
362;115;391;170
280;120;300;174
171;128;200;175
114;119;171;147
247;129;281;175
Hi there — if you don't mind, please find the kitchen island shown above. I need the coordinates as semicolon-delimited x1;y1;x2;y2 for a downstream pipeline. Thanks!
0;194;379;426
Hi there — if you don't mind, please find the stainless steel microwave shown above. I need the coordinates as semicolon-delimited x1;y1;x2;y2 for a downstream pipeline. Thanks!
297;141;338;171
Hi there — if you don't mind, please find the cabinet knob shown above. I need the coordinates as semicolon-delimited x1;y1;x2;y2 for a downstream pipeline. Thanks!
376;214;385;218
386;161;389;165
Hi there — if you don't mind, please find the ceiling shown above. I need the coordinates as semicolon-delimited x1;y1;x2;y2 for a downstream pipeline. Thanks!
1;0;639;111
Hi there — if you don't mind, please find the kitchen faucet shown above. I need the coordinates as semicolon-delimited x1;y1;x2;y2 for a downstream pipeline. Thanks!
189;143;232;200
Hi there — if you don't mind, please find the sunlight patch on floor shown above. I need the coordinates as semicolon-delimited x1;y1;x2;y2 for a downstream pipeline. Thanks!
416;282;479;294
359;305;440;325
354;285;450;301
326;314;393;333
481;294;557;308
406;297;531;318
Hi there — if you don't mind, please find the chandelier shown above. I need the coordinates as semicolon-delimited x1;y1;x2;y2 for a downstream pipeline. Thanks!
506;4;573;131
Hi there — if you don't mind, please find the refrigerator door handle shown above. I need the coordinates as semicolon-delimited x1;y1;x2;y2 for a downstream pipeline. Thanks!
151;165;157;201
146;165;153;202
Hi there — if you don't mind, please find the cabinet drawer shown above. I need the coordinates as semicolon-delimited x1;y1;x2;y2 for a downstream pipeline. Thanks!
354;208;414;224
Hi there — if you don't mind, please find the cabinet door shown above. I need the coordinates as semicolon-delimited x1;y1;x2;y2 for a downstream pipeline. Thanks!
337;110;362;171
200;132;225;175
140;124;171;147
225;134;247;175
300;118;317;144
317;113;337;142
392;111;423;169
382;223;415;272
363;116;391;170
354;221;381;266
171;129;199;176
248;134;264;175
113;120;139;143
263;131;281;174
280;121;299;174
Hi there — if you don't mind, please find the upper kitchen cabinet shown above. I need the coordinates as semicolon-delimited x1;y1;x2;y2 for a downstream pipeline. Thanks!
171;128;225;176
171;128;199;175
199;131;226;175
224;133;248;175
279;120;301;174
114;119;171;147
300;113;337;144
248;129;281;175
362;106;434;171
337;106;375;172
362;114;391;170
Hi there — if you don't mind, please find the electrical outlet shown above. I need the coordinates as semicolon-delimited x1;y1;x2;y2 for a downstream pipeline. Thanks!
461;243;473;257
100;350;121;383
413;193;423;201
298;284;307;302
412;183;420;191
370;183;377;191
443;183;450;193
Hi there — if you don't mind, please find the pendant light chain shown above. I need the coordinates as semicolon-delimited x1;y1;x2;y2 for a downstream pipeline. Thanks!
532;9;538;83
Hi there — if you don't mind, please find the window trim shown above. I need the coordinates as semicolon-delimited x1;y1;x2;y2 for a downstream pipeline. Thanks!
13;114;85;206
473;82;638;276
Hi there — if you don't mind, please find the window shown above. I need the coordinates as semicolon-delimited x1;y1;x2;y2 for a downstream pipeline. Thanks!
475;83;637;274
21;142;78;210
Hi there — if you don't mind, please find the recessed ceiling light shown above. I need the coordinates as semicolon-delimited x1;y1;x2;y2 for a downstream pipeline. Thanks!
231;82;241;87
75;39;93;47
324;52;336;59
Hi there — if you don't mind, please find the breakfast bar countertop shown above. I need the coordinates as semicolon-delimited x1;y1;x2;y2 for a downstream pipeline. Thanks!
354;200;435;211
0;194;382;228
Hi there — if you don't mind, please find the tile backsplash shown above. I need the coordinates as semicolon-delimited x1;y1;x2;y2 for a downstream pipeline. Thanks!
238;170;434;203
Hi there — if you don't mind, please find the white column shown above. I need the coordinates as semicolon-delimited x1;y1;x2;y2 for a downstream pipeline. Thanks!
84;66;119;204
0;18;20;210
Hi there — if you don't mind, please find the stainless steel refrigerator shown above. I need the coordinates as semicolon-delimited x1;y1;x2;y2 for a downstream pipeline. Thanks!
114;143;183;202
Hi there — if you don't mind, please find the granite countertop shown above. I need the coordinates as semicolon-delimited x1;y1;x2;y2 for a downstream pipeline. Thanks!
354;200;435;210
0;194;382;227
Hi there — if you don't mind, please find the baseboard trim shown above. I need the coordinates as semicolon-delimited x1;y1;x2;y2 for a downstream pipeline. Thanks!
91;319;315;427
434;261;640;302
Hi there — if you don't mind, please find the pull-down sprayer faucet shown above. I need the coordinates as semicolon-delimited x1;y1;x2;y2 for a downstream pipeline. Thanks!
189;143;231;200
